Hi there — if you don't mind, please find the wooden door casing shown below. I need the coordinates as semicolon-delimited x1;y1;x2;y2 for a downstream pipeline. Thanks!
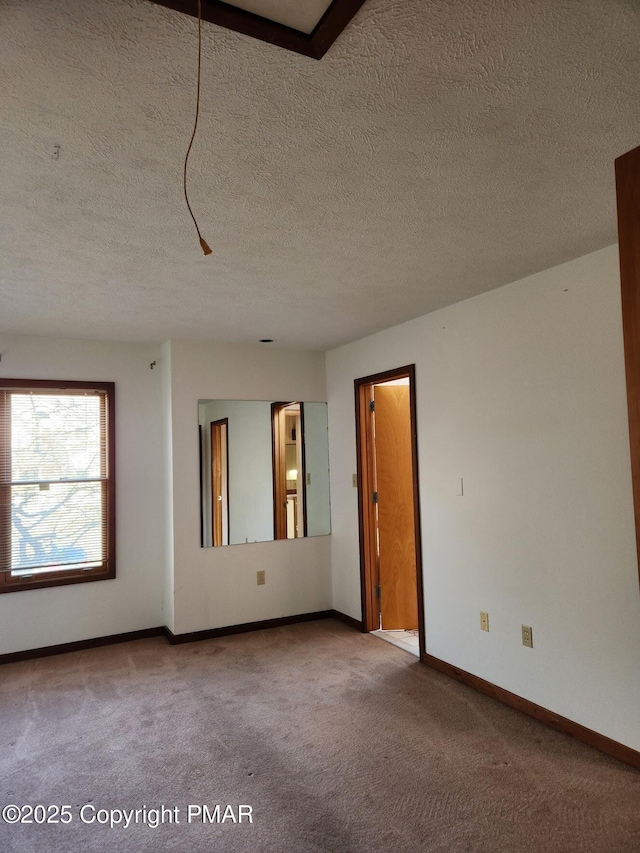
354;364;425;653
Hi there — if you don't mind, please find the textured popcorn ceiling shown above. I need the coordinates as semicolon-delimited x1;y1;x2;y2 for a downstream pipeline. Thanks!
1;0;639;350
227;0;333;34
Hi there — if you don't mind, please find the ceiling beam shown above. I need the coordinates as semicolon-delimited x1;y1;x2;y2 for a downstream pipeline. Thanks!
147;0;367;59
311;0;368;59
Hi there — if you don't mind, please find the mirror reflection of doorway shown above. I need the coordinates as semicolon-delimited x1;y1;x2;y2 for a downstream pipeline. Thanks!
198;399;330;547
355;366;424;657
272;402;306;539
210;418;229;546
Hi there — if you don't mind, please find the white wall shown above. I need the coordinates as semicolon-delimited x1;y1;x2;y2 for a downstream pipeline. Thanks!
168;341;332;635
327;245;640;751
0;335;165;654
304;402;331;537
201;400;274;545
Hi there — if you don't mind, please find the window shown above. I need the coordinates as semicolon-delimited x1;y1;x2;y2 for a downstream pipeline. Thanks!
0;380;115;593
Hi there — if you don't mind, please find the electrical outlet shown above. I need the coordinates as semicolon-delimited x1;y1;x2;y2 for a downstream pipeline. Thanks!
521;625;533;648
256;570;266;586
480;611;489;632
352;474;358;487
306;472;311;485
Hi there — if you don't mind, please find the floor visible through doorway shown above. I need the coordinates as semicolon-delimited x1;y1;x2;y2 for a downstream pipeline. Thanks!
371;629;419;657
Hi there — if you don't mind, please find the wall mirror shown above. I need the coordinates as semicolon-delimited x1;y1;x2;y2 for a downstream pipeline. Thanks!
199;400;331;547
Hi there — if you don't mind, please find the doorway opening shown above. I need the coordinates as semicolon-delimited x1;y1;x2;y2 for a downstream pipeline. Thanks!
355;365;424;658
272;402;307;540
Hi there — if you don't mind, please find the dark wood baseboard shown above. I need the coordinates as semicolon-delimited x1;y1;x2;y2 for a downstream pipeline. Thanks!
423;653;640;771
0;610;361;664
330;609;364;631
0;627;164;665
2;620;637;771
163;610;334;644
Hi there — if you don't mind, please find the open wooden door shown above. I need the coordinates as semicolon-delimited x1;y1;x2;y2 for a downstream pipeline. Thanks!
355;365;424;653
374;384;418;630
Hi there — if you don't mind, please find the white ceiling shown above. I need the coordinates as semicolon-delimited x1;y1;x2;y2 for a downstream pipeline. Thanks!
1;0;639;351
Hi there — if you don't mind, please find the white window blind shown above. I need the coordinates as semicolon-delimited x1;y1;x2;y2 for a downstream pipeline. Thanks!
0;387;109;578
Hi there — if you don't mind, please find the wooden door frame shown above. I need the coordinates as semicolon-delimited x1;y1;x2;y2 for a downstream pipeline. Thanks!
210;418;229;547
616;144;640;587
354;365;426;656
299;403;308;537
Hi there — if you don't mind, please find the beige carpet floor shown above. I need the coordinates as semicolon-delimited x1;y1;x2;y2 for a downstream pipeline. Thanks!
1;619;639;853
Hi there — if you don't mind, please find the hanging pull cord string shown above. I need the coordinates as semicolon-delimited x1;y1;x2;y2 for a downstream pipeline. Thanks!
183;0;212;255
